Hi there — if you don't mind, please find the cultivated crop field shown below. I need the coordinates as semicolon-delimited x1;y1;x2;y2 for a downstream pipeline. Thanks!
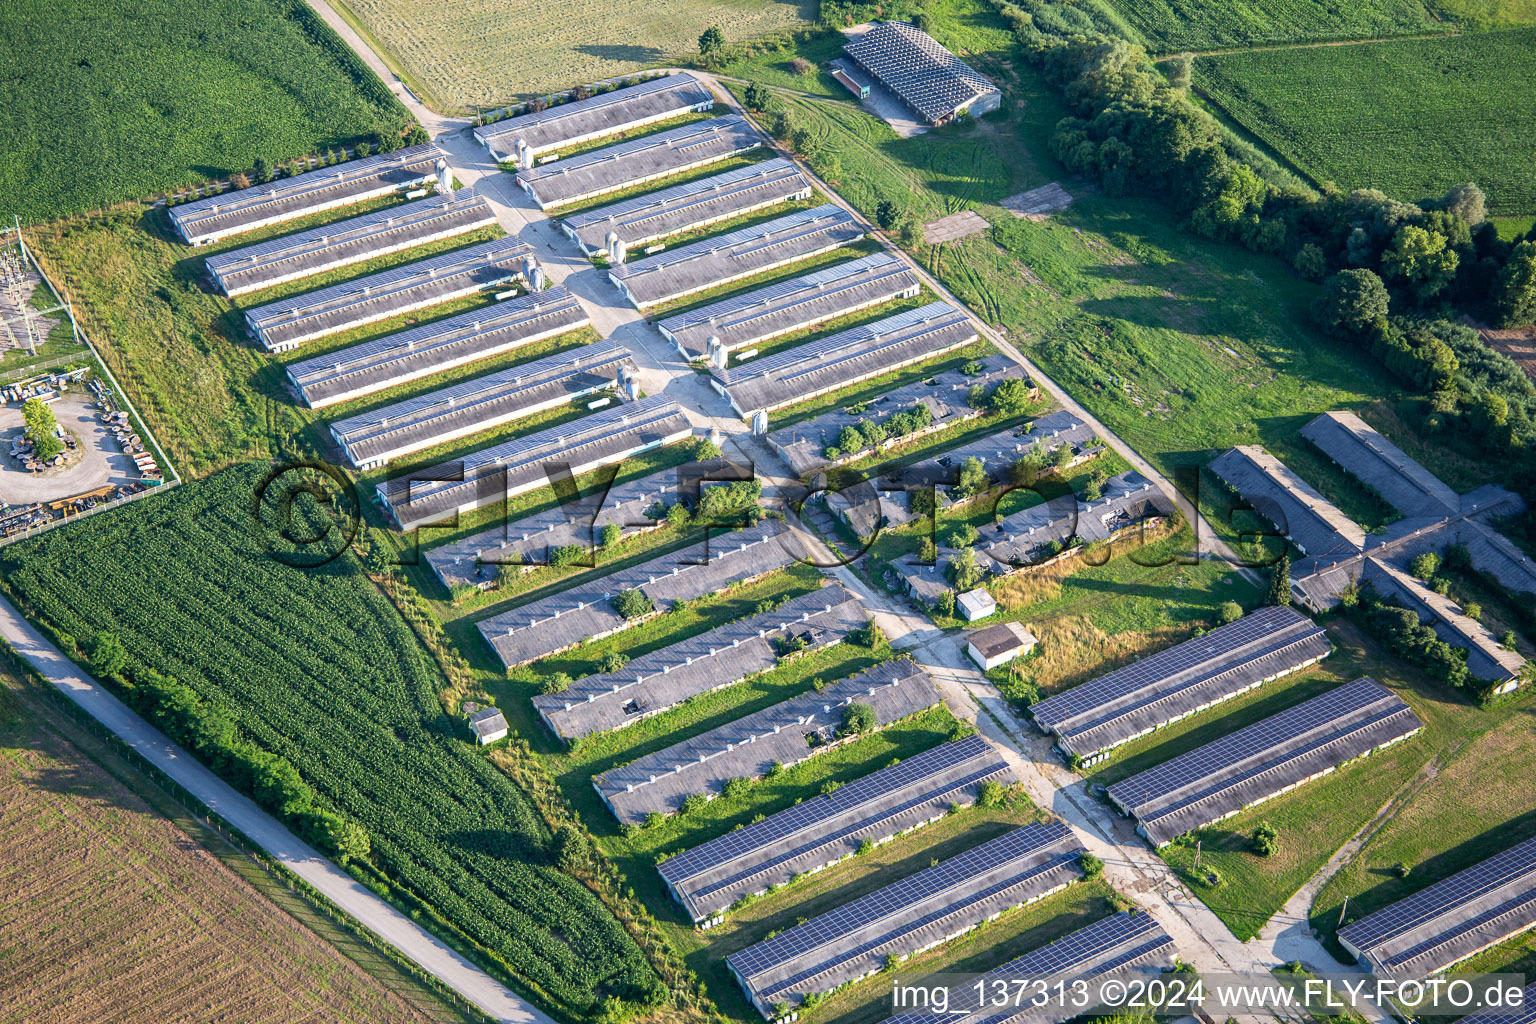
1102;0;1437;53
331;0;812;112
0;677;438;1024
0;0;404;224
1193;29;1536;213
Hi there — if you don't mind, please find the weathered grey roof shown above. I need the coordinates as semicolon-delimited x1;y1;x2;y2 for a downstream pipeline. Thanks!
1209;445;1366;560
533;583;866;741
765;351;1019;476
562;158;812;255
1031;606;1331;760
1301;411;1459;518
844;21;999;123
473;73;715;158
245;237;533;352
720;301;977;416
927;408;1096;479
829;484;918;541
1107;677;1422;846
659;734;1014;923
1364;560;1523;684
596;660;939;825
285;287;591;409
468;706;509;738
882;912;1177;1024
609;203;863;308
516;115;762;209
169;144;441;244
657;251;920;361
377;395;691;531
205;189;495;296
726;821;1084;1016
982;472;1169;567
968;621;1037;659
329;342;633;467
476;519;800;669
1339;837;1536;979
426;458;755;590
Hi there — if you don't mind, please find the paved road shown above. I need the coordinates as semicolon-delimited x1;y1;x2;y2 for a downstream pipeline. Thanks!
0;594;555;1024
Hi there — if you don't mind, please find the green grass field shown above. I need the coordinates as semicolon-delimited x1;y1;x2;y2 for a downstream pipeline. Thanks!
0;0;404;223
1194;30;1536;213
1102;0;1438;53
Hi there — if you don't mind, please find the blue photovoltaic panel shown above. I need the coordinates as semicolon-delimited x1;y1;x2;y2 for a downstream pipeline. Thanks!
1451;985;1536;1024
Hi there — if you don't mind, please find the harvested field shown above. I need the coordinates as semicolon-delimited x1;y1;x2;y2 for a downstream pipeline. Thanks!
1480;324;1536;383
0;687;436;1024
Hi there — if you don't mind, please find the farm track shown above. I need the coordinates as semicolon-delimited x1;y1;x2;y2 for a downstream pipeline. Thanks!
1151;29;1459;60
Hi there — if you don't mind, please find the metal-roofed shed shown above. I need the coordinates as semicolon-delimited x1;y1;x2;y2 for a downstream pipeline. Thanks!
1107;677;1422;846
659;734;1014;926
1301;411;1460;518
595;660;940;825
285;288;591;409
1209;445;1366;561
205;190;496;296
515;115;763;211
717;301;977;419
169;144;442;246
1338;837;1536;980
1030;606;1331;764
474;73;715;165
843;21;1001;125
533;583;866;742
245;237;535;353
376;395;691;531
562;158;812;257
329;342;634;469
609;203;864;309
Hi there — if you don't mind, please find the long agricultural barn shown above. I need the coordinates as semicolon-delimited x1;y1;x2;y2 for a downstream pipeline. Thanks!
532;584;866;742
168;144;442;246
1454;986;1536;1024
426;458;754;590
476;520;798;669
983;471;1176;567
245;238;535;353
1338;836;1536;980
659;734;1015;927
608;203;864;310
1107;677;1422;847
1301;410;1461;518
204;190;495;297
1029;606;1331;765
657;251;921;363
285;288;591;409
473;73;715;165
515;115;763;211
594;660;940;826
562;158;812;257
376;395;691;531
726;822;1086;1019
843;21;1001;125
717;301;977;419
1208;445;1366;562
882;912;1177;1024
329;343;635;470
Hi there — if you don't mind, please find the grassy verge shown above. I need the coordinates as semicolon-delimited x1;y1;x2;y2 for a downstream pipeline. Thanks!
641;238;885;318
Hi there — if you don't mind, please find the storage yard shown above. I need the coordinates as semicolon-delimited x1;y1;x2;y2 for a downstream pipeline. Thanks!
609;203;863;310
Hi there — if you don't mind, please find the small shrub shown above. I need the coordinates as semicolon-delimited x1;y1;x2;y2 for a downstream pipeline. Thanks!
1079;852;1104;879
1252;821;1280;857
679;793;708;817
612;589;654;619
600;523;621;547
856;839;874;856
722;776;751;800
1218;600;1244;625
789;57;814;75
1394;861;1412;878
597;651;629;674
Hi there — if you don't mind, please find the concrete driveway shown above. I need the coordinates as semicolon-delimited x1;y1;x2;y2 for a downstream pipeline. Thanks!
0;394;139;505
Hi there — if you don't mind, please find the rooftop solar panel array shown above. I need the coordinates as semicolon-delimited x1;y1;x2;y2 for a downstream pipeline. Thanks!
562;158;812;256
473;73;715;162
608;203;864;308
244;237;534;352
169;144;441;245
660;734;1015;923
720;301;977;416
1029;606;1331;761
881;912;1176;1024
475;519;800;669
532;583;866;741
516;115;763;210
1106;677;1422;846
1445;984;1536;1024
285;288;591;409
204;189;496;296
595;660;940;825
656;251;921;361
425;458;754;590
844;22;999;124
1338;836;1536;979
329;342;633;468
727;821;1085;1014
377;395;691;531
